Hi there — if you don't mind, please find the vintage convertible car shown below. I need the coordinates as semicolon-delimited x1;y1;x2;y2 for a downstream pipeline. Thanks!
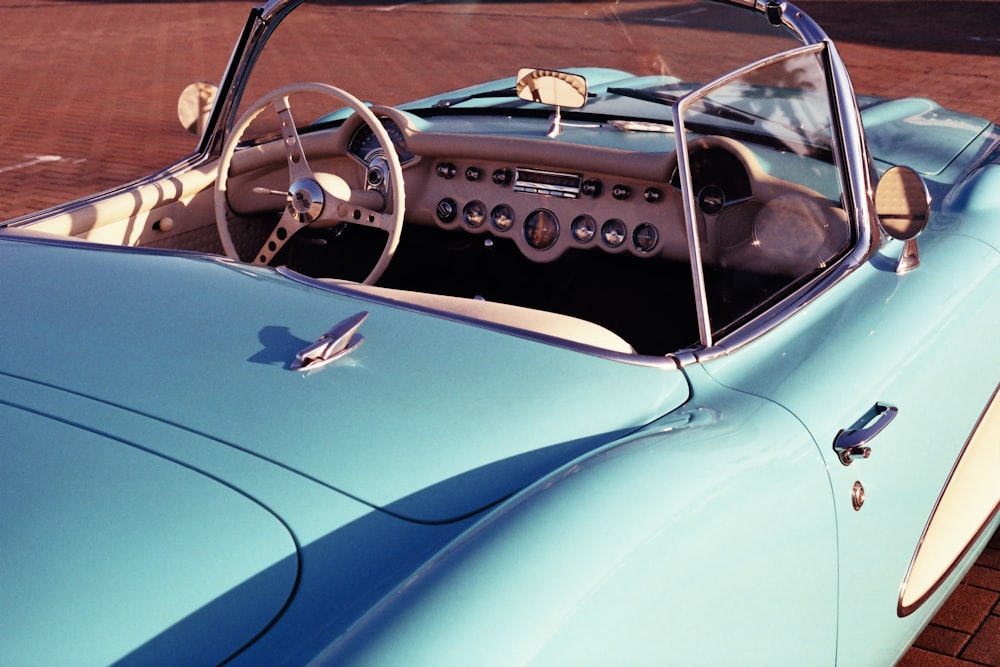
1;0;998;663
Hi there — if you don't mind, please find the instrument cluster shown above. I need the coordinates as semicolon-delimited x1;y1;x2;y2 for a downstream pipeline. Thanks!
424;159;682;261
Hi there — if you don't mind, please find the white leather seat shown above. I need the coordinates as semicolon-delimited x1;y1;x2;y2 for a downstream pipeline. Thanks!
326;281;635;354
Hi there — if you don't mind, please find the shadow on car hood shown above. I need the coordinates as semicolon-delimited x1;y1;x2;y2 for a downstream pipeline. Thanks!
0;239;690;523
0;398;298;664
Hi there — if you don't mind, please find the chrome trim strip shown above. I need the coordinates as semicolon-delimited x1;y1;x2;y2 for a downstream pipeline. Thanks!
672;99;714;348
897;385;1000;617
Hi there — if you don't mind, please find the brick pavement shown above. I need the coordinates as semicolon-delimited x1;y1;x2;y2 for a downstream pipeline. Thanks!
0;1;998;663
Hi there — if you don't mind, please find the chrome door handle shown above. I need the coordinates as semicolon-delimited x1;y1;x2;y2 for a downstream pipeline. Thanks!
833;402;898;466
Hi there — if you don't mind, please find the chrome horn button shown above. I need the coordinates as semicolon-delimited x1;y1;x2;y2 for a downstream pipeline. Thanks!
288;177;325;223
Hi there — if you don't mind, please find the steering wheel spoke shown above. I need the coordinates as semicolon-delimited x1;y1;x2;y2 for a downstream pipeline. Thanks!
253;209;309;266
341;206;395;232
318;192;394;232
273;97;315;183
215;82;405;284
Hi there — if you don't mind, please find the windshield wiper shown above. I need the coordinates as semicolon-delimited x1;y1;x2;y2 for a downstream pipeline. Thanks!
433;86;599;109
606;86;756;125
432;87;518;108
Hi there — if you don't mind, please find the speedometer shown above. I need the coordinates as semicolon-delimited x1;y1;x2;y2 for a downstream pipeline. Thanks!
347;117;415;163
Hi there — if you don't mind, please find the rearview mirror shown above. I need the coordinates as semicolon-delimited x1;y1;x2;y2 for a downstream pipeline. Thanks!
516;68;588;138
875;165;931;274
177;81;219;137
515;68;588;109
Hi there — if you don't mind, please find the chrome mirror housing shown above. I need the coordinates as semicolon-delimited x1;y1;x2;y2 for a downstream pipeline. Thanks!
874;165;931;273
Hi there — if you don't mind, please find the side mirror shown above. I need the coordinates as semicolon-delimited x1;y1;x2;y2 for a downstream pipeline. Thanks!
874;165;930;274
177;81;219;137
515;68;587;137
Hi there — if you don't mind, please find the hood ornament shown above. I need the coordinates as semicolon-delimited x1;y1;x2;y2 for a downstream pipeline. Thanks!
291;311;368;371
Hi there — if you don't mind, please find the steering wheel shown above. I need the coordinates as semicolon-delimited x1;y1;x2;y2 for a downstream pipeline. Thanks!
215;82;405;285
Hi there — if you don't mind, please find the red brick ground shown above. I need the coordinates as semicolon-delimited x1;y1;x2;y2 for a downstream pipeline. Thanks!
900;531;1000;667
1;1;998;663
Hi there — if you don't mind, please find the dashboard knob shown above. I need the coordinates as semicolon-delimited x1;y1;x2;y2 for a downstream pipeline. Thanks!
492;168;513;187
581;179;603;198
643;187;664;203
436;163;457;179
465;167;482;181
612;184;632;200
436;198;458;223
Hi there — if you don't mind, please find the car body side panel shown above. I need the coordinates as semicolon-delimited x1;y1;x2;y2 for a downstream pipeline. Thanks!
704;231;1000;663
314;371;838;665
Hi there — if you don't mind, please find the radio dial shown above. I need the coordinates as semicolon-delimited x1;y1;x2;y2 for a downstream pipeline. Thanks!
492;168;513;186
581;179;603;198
643;187;664;203
612;184;632;200
436;163;457;179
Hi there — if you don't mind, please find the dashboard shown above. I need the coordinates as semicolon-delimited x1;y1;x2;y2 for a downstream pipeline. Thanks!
339;107;846;272
346;109;696;263
413;158;690;263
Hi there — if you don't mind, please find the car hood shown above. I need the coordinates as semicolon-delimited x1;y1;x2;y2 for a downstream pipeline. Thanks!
0;394;298;664
0;238;689;523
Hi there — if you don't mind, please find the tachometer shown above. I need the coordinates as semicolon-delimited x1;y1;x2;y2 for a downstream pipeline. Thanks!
348;117;415;163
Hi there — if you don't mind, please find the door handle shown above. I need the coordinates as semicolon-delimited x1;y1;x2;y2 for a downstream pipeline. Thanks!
833;402;898;466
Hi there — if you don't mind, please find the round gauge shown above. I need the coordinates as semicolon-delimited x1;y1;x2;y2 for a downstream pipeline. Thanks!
571;215;596;243
632;223;659;253
348;117;415;163
697;184;726;215
491;204;515;231
524;210;559;250
601;219;627;248
463;200;486;228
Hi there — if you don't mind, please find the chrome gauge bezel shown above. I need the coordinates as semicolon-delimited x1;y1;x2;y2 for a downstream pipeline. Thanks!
601;219;627;248
347;116;416;165
571;215;597;243
523;209;560;250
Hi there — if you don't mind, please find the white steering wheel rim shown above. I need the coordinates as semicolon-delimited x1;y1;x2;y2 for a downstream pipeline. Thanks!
214;82;405;285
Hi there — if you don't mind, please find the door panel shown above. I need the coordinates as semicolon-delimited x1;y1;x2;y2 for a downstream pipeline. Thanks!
703;233;1000;663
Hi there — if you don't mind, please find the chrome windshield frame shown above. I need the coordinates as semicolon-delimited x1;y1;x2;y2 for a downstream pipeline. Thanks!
671;1;879;359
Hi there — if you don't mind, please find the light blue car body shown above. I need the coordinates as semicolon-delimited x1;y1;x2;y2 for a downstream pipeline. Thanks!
1;0;998;663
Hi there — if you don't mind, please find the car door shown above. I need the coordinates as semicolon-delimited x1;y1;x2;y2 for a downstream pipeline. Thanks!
674;44;1000;664
704;235;999;663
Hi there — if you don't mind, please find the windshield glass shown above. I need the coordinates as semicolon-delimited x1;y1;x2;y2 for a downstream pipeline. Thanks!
676;44;850;343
